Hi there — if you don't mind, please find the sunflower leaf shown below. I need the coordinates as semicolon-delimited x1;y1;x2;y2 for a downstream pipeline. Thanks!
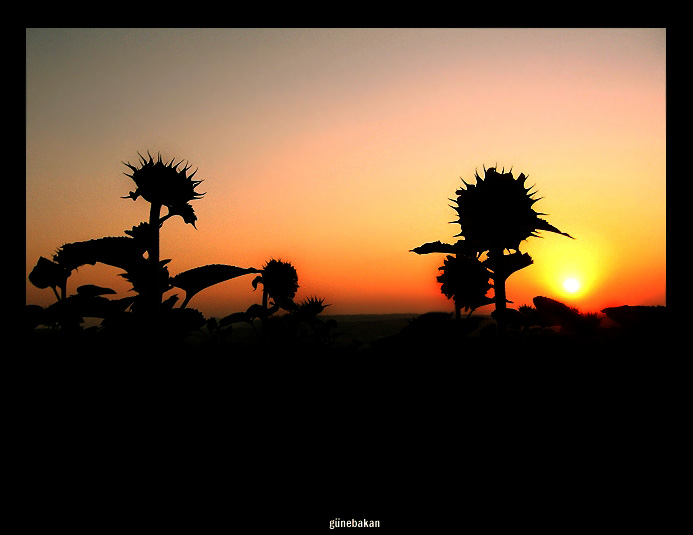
28;256;69;292
535;219;574;239
410;241;456;255
76;284;117;297
483;252;534;278
54;236;147;272
171;264;261;307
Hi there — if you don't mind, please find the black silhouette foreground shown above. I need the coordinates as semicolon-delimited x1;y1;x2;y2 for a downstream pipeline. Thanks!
24;155;665;535
412;165;573;336
26;152;334;356
26;156;663;358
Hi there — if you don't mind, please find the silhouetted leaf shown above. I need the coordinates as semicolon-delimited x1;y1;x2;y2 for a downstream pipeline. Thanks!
76;285;117;297
504;252;534;276
410;241;456;255
109;296;137;312
165;203;199;227
29;256;68;293
483;252;533;278
123;222;152;243
161;294;180;310
272;296;298;312
534;218;574;239
171;264;261;308
54;236;147;272
40;294;121;326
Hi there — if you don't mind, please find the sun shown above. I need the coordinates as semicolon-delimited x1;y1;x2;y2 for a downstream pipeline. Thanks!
562;277;581;294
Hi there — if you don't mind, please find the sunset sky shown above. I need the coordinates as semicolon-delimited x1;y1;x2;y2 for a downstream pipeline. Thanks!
26;28;666;318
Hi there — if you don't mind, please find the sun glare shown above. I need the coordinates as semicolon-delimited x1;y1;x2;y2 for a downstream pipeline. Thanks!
563;277;581;294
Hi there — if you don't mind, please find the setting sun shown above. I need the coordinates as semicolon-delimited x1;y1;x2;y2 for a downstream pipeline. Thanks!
563;277;581;294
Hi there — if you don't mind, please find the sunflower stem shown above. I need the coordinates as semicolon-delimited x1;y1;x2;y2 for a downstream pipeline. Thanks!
261;287;268;339
149;202;162;318
490;248;507;338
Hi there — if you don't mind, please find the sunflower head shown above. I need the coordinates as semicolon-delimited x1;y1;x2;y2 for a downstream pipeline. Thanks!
123;152;205;226
437;254;493;312
258;259;299;303
298;296;329;317
451;166;572;253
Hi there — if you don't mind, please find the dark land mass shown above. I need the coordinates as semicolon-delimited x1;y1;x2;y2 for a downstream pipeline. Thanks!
21;305;673;532
25;305;669;367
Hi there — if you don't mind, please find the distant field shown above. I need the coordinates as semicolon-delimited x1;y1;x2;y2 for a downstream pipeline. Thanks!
322;314;420;347
211;313;428;349
29;308;661;359
197;312;476;351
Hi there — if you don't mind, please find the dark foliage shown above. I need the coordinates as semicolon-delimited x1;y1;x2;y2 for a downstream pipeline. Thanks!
27;153;332;355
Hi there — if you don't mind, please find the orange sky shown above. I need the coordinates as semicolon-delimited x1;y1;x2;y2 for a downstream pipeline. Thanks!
26;28;666;318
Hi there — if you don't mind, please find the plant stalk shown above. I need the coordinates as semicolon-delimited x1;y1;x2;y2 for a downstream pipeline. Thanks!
490;248;507;338
149;202;162;317
261;287;268;338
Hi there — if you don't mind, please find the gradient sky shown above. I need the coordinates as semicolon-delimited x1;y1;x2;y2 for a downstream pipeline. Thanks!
26;28;666;318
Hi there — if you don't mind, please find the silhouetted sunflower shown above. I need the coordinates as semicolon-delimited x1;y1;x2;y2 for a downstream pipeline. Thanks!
123;152;205;227
451;167;572;253
253;259;299;311
296;296;329;319
437;254;494;313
